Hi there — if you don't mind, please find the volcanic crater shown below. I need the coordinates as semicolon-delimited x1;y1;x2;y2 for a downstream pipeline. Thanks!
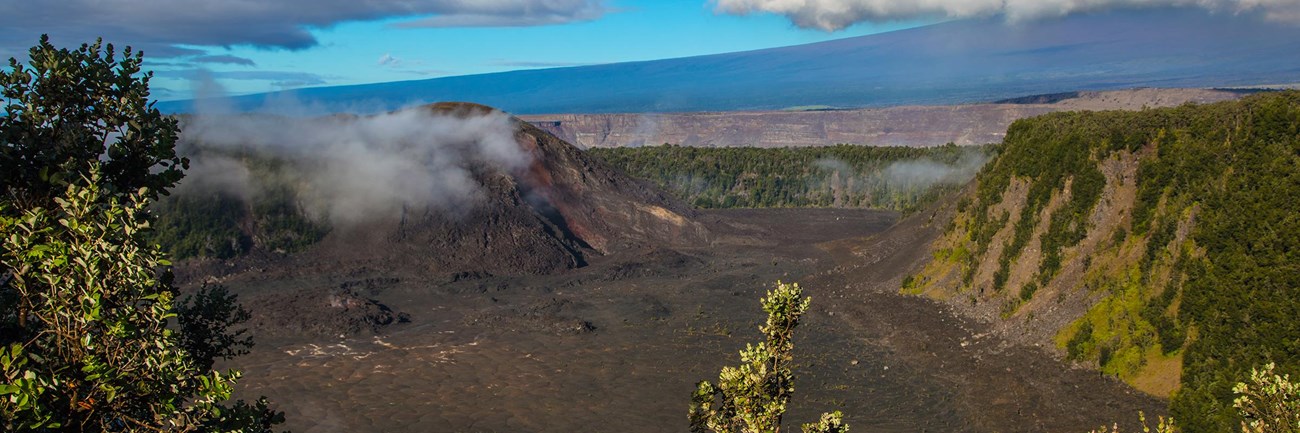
175;103;1165;432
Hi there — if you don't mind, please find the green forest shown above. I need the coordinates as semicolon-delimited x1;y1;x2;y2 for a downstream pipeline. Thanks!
923;91;1300;432
589;143;993;213
150;152;326;260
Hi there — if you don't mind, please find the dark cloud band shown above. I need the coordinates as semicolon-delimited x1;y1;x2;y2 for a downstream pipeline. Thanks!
0;0;607;58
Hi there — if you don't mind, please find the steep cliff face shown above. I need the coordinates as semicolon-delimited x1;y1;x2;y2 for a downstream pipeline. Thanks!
519;89;1246;148
904;92;1300;432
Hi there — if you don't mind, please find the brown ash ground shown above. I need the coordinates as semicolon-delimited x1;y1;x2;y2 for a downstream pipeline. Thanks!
186;208;1165;433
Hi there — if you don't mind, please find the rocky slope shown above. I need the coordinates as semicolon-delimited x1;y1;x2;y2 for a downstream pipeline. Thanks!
519;88;1248;148
901;91;1300;432
168;102;713;352
168;102;708;277
306;103;710;276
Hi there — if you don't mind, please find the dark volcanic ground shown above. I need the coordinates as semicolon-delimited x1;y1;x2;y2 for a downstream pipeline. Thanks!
194;208;1164;433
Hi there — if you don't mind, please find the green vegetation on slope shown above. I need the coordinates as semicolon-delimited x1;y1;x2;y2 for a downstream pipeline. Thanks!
1161;94;1300;432
968;110;1121;291
590;143;993;213
916;92;1300;433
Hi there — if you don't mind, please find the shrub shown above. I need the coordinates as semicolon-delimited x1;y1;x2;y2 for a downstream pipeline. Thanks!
1234;363;1300;433
689;282;848;433
1095;361;1300;433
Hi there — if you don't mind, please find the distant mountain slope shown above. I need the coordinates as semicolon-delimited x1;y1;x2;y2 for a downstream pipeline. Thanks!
904;91;1300;432
161;8;1300;115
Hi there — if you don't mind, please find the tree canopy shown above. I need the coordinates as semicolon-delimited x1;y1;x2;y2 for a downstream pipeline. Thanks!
1;35;185;210
590;143;990;213
1;36;280;432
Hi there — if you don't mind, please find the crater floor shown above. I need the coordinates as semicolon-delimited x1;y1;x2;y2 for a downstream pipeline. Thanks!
200;208;1164;432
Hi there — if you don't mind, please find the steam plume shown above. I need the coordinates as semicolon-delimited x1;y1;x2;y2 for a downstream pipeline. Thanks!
814;146;989;190
881;150;988;188
178;107;530;227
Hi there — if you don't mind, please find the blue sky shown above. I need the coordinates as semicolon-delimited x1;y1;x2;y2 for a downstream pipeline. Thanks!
4;0;1296;101
0;1;923;100
148;1;925;99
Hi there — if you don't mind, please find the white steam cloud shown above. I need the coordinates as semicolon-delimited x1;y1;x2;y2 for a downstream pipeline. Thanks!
177;155;255;201
712;0;1300;31
881;150;989;187
178;108;530;226
814;146;989;190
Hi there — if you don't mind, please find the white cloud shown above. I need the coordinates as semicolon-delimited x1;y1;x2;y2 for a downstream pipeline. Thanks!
712;0;1300;30
378;53;402;67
